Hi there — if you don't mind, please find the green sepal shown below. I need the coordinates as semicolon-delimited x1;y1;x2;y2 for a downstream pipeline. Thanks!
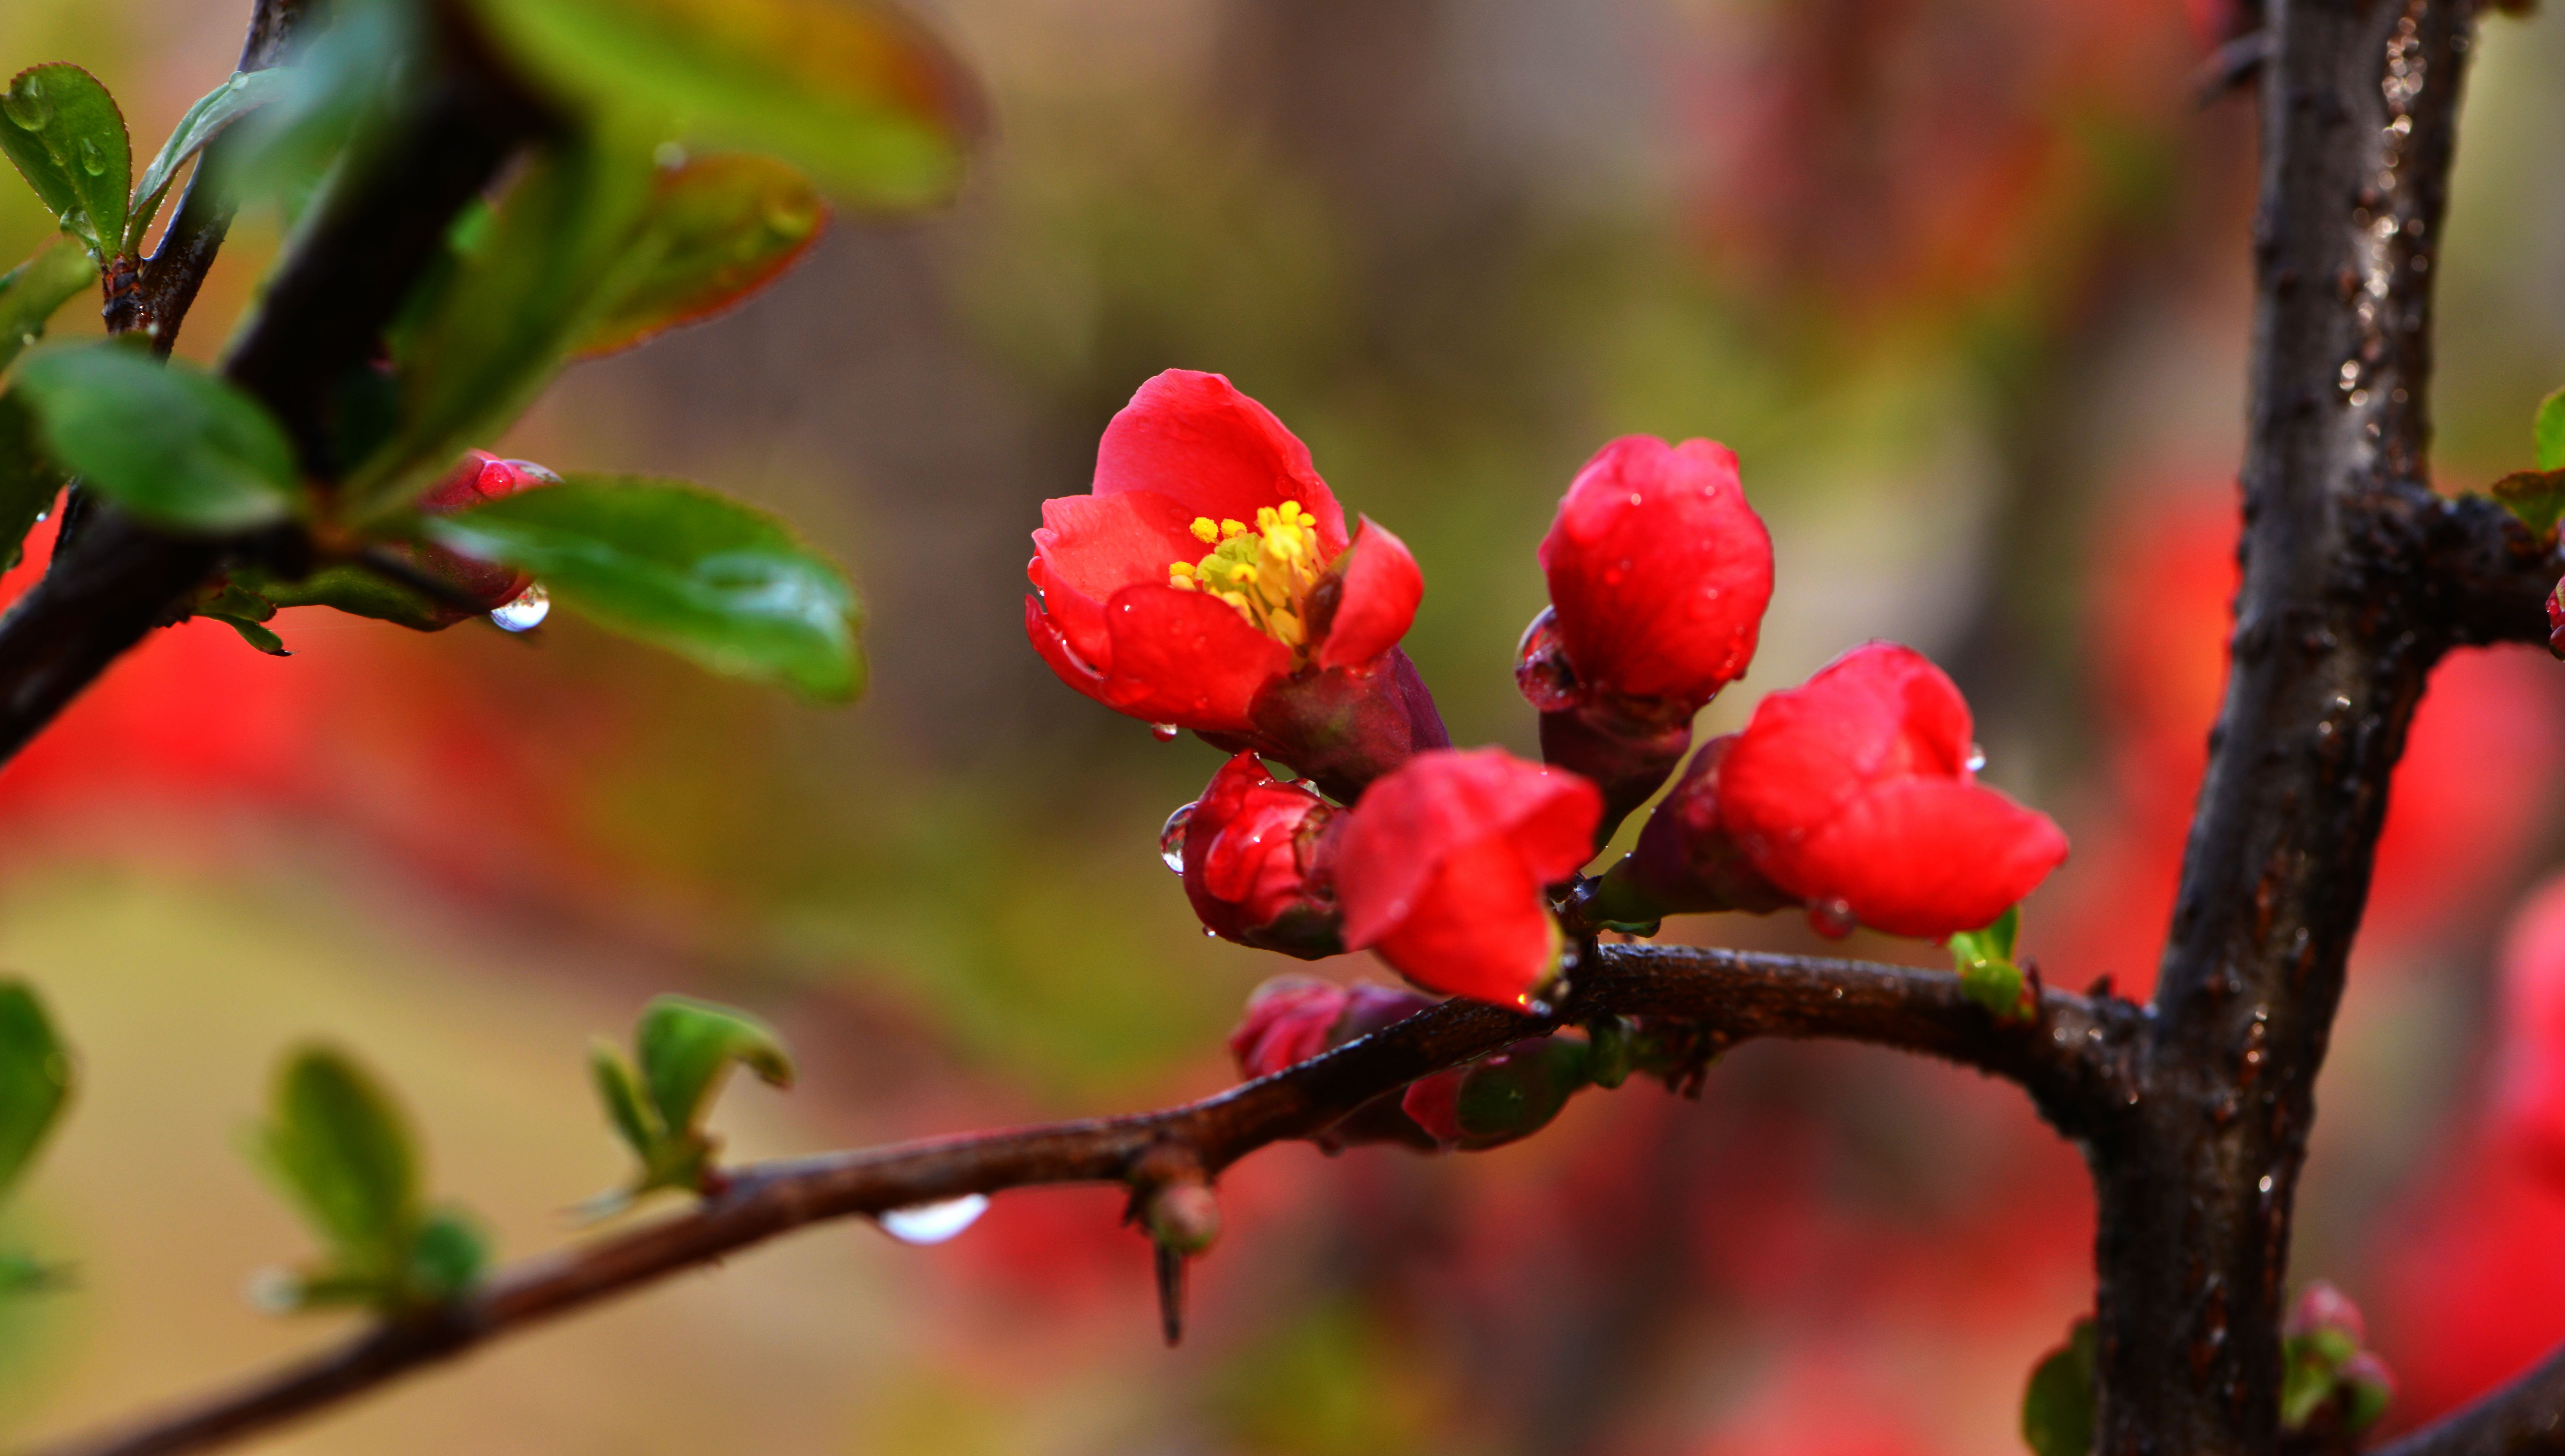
0;64;132;255
12;343;301;532
244;561;448;632
1452;1037;1589;1149
0;239;97;376
192;580;289;656
2491;469;2565;541
0;981;72;1200
2021;1317;2097;1456
1952;906;2034;1022
1583;1014;1636;1090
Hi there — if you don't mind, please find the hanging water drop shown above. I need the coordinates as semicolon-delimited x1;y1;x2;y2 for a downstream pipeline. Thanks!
489;582;550;632
75;137;105;176
876;1194;988;1245
1159;802;1195;872
1808;898;1858;938
1150;722;1179;742
3;74;51;130
1964;744;1988;773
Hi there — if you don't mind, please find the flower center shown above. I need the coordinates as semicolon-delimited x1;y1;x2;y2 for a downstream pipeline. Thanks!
1167;500;1323;650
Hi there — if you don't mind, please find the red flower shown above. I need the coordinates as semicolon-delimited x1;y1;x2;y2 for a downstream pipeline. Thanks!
1176;754;1342;957
1719;642;2067;939
1024;370;1425;745
1334;748;1601;1006
1533;435;1772;712
402;451;551;624
1227;976;1353;1081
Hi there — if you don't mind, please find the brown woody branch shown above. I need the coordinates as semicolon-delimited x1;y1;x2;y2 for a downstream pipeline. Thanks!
12;941;2131;1456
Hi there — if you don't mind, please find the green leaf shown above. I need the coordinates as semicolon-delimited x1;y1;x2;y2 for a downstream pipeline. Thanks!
125;69;292;254
633;995;793;1142
0;982;70;1200
466;0;976;208
1953;906;2032;1021
251;1045;418;1277
349;126;661;517
0;1251;68;1295
223;0;418;216
0;64;131;254
405;1206;487;1301
588;1040;658;1158
0;394;64;573
577;152;828;357
2492;470;2565;540
12;344;300;532
2022;1317;2097;1456
2539;385;2565;474
0;239;98;375
424;475;864;698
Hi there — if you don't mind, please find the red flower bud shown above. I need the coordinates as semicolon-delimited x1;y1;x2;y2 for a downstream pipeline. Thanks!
2285;1280;2367;1349
403;450;550;624
1335;748;1601;1007
1589;733;1797;924
1172;754;1344;958
1718;642;2068;940
1025;371;1437;796
1227;976;1353;1081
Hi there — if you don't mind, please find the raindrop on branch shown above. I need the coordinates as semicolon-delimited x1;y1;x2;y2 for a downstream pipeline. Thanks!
875;1194;988;1245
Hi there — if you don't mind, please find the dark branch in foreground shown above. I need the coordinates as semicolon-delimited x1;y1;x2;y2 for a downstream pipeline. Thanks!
14;942;2133;1456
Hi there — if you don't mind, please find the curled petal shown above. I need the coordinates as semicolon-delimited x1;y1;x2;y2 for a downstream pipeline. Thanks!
1720;641;1975;854
1779;777;2068;939
1023;586;1288;735
1094;370;1348;555
1368;834;1564;1005
1316;516;1423;670
1335;748;1600;950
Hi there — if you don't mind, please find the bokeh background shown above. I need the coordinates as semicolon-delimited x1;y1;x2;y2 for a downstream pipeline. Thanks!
3;0;2565;1451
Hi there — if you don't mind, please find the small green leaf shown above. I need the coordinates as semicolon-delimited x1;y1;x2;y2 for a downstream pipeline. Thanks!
424;475;864;698
13;344;300;532
2538;385;2565;474
588;1040;658;1159
466;0;977;208
0;64;132;254
349;126;662;516
0;394;64;573
405;1206;487;1301
577;152;828;357
125;68;292;253
2022;1317;2097;1456
0;240;97;376
0;982;71;1200
206;612;290;656
633;995;793;1143
251;1045;418;1279
1953;906;2032;1021
2493;471;2565;540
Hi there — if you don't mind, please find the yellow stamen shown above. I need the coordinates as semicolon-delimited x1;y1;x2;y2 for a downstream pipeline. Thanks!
1220;519;1248;539
1190;518;1220;545
1165;498;1330;656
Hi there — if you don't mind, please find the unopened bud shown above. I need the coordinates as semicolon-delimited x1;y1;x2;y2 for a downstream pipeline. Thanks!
1144;1180;1222;1256
2285;1280;2367;1358
1400;1036;1594;1152
1180;755;1345;958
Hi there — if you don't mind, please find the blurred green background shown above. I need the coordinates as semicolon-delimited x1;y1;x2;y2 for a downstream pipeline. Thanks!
4;1;2565;1452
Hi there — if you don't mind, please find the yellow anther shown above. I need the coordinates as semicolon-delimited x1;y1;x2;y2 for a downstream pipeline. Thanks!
1169;561;1195;577
1220;519;1247;539
1190;518;1220;545
1166;499;1332;656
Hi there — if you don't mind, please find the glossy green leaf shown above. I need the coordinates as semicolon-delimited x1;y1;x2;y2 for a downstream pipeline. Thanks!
2022;1317;2096;1456
2539;386;2565;474
349;127;661;517
0;240;98;375
0;982;70;1200
0;394;63;573
577;152;828;357
251;1045;417;1274
0;64;131;254
588;1040;658;1158
633;995;793;1140
425;475;864;698
2492;470;2565;539
126;68;293;253
13;344;299;532
466;0;975;207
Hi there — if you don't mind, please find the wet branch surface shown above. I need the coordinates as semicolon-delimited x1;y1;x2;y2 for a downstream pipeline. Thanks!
13;942;2131;1456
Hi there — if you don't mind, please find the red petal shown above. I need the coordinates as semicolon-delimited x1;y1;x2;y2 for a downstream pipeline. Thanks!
1093;370;1349;557
1024;593;1116;710
1369;834;1563;1005
1721;642;1975;855
1336;747;1600;948
1772;777;2067;938
1315;516;1423;670
1087;583;1290;734
1031;490;1205;665
1539;436;1774;704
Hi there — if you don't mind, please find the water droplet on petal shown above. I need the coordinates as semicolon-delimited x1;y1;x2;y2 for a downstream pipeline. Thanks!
3;74;52;130
1150;721;1180;742
489;582;550;632
75;137;105;176
1808;898;1858;938
1626;491;1643;507
877;1194;988;1245
501;459;562;485
1965;744;1988;773
1160;802;1194;872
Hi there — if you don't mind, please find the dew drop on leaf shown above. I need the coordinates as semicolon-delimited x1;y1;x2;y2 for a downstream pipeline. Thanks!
489;582;550;632
2;74;50;130
1159;802;1194;872
876;1194;988;1245
75;137;105;176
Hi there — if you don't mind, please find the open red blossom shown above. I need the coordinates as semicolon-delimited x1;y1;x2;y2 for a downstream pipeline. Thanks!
1536;435;1773;710
1335;748;1601;1006
1024;371;1433;795
1176;753;1343;958
1720;642;2066;939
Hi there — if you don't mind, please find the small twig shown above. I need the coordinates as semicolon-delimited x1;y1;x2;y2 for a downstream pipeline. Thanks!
12;943;2129;1456
2368;1342;2565;1456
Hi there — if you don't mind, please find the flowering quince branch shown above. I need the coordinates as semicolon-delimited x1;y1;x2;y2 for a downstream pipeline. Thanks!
14;943;2126;1456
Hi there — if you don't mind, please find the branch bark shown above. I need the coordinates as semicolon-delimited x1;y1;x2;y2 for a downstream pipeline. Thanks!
2089;2;2485;1451
13;942;2131;1456
2373;1343;2565;1456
